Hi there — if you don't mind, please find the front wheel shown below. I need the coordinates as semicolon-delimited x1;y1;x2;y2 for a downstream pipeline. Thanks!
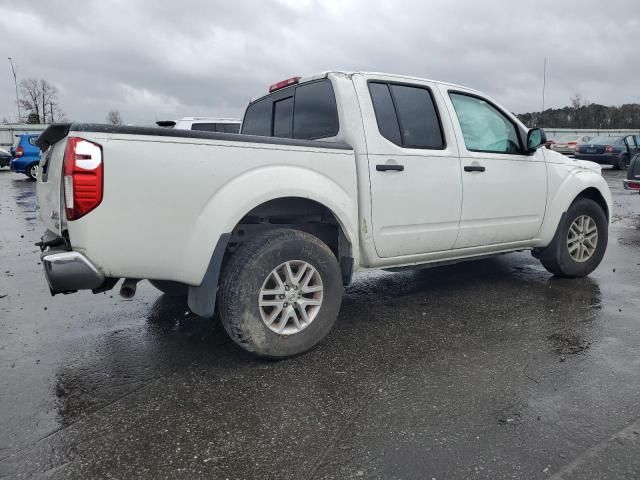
538;198;608;277
26;162;39;180
219;228;343;358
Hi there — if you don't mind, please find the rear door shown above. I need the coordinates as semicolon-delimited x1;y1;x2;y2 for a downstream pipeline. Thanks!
442;89;547;248
624;135;639;157
354;74;462;258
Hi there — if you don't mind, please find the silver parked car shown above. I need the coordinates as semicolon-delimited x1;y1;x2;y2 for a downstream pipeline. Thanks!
550;135;592;155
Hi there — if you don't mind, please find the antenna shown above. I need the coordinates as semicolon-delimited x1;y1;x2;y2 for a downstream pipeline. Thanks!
540;57;547;128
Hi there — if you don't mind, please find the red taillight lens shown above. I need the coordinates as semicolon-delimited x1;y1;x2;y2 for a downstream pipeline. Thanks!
269;76;301;93
15;146;23;157
628;181;640;190
605;145;614;153
63;137;103;220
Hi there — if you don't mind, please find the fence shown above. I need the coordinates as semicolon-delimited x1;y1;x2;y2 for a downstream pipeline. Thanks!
542;128;640;141
0;124;48;148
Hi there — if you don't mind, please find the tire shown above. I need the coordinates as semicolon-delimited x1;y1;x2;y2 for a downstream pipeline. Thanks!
149;280;189;297
26;162;39;180
219;228;343;358
538;198;608;278
616;155;629;171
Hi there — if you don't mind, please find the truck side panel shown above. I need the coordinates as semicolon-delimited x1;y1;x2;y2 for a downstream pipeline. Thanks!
65;133;358;285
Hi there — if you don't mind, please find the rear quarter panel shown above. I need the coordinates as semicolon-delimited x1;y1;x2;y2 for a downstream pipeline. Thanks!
66;133;358;284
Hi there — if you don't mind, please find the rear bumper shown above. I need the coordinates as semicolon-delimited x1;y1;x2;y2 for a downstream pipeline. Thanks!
551;148;575;155
41;249;105;293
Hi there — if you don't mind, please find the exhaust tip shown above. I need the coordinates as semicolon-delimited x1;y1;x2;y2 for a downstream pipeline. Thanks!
119;279;139;299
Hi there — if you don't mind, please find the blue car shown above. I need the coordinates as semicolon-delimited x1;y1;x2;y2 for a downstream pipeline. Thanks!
10;133;41;180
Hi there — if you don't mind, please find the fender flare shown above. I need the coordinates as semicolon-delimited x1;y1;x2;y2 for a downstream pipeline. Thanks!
535;171;611;247
186;166;358;318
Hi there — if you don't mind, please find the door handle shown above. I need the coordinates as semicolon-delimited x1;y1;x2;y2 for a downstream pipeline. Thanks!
376;164;404;172
464;165;486;172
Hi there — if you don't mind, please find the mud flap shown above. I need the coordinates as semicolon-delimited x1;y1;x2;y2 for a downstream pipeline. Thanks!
187;234;230;318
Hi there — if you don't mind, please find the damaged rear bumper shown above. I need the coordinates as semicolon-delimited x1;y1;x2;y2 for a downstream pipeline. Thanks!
42;250;105;294
38;230;105;294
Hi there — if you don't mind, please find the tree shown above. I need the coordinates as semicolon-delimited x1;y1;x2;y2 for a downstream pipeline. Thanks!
105;110;123;125
570;93;591;128
18;78;65;124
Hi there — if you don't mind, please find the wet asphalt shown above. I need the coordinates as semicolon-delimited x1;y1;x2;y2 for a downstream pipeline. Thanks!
0;167;639;480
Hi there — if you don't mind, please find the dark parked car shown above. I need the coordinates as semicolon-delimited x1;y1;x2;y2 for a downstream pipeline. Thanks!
624;153;640;193
574;135;640;170
0;148;11;168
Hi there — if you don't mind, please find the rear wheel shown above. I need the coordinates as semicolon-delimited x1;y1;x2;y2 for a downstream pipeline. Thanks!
149;280;188;297
26;162;39;180
616;154;629;171
219;228;343;358
538;198;608;277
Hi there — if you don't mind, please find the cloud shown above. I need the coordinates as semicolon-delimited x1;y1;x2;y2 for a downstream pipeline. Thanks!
1;0;638;124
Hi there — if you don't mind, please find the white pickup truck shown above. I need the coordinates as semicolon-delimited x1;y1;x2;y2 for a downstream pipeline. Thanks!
35;71;612;358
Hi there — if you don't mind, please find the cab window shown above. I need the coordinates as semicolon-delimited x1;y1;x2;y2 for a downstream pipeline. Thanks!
369;82;444;149
241;79;339;140
449;93;521;154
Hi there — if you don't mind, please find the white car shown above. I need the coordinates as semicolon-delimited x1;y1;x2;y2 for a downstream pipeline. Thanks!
156;117;240;133
35;71;612;358
550;134;592;155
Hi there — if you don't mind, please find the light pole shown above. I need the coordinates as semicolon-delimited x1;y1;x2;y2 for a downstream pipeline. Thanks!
8;57;21;123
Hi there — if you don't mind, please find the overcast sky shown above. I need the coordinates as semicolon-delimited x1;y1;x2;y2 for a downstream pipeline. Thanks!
1;0;639;125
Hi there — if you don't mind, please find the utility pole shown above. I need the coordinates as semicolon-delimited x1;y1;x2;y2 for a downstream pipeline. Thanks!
540;57;547;128
8;57;21;123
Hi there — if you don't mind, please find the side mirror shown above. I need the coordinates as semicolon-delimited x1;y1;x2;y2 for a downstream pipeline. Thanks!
526;128;547;153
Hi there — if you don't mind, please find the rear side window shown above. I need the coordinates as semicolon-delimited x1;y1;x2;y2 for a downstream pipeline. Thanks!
241;79;339;140
28;136;38;146
369;82;445;149
369;83;402;145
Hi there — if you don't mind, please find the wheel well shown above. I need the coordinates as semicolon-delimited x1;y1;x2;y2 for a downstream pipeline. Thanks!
576;187;609;221
226;197;354;285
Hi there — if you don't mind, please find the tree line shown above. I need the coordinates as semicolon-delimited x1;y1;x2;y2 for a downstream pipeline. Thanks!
517;94;640;129
3;76;122;126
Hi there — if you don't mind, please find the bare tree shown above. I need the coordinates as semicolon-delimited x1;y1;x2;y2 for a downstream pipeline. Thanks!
105;110;123;125
19;78;65;124
570;93;591;128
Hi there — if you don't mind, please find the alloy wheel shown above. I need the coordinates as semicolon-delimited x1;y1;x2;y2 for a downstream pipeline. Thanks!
258;260;324;335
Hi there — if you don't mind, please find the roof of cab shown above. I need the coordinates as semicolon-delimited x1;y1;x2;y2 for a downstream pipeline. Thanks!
249;71;478;103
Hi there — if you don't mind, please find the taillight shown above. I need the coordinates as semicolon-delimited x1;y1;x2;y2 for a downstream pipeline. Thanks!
63;137;103;220
568;141;577;150
628;181;640;190
605;145;614;153
269;76;301;93
15;146;23;158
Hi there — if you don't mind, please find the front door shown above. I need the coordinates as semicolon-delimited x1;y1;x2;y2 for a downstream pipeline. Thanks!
355;75;462;258
443;89;547;249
